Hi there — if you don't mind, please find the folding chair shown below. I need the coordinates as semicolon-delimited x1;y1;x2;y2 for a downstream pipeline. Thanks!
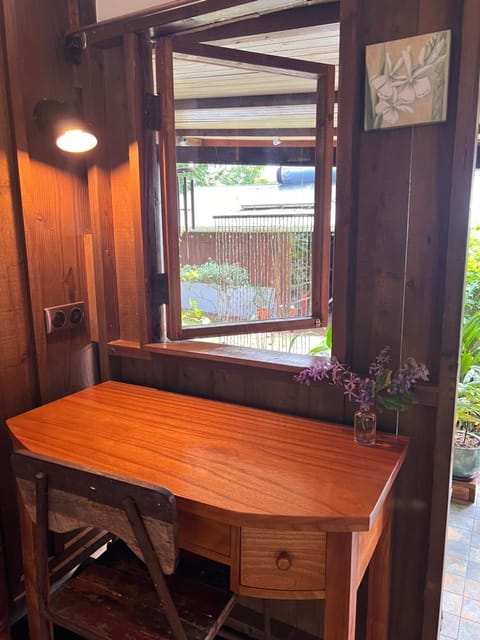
12;449;236;640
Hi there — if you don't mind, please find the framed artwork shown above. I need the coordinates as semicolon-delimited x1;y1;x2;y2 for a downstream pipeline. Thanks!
364;30;451;131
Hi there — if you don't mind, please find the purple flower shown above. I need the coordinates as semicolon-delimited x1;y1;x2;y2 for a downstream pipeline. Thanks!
369;345;391;377
329;360;348;384
294;358;332;386
343;372;361;401
294;347;429;414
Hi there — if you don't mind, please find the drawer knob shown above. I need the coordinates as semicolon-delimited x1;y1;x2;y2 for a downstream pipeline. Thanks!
276;551;291;571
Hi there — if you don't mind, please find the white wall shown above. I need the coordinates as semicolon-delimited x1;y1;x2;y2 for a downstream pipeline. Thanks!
96;0;166;21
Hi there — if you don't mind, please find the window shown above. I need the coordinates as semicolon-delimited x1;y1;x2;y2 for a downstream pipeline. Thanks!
149;28;335;350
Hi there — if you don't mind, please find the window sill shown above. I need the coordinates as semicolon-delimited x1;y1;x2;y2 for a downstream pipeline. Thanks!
107;339;317;373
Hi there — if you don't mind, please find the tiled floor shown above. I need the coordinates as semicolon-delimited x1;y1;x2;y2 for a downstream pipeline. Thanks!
439;490;480;640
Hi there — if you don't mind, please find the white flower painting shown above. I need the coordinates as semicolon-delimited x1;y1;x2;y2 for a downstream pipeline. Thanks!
365;31;451;131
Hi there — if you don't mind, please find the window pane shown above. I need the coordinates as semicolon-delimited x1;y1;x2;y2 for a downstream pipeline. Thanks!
193;327;331;357
178;166;316;327
173;53;321;331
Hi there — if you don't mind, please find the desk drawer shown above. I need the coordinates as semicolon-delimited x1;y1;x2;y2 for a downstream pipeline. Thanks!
240;528;326;593
178;511;231;563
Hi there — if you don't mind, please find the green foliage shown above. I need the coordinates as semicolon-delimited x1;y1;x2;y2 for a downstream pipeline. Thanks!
180;260;250;287
289;325;332;355
463;226;480;322
459;312;480;380
456;227;480;430
457;314;480;429
177;163;270;187
308;325;332;355
456;366;480;428
181;299;205;326
376;389;416;412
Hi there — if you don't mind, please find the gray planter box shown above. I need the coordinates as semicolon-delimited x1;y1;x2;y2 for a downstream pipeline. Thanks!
453;433;480;480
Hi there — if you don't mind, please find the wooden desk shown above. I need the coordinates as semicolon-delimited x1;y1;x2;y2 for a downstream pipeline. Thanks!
7;381;408;640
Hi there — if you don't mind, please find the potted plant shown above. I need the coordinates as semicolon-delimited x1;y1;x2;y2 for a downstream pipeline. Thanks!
253;285;274;320
453;312;480;479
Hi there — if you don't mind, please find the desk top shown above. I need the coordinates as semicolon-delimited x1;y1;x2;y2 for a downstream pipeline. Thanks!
7;381;408;532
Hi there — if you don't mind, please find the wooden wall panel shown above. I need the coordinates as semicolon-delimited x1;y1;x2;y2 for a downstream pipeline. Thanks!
0;1;38;618
1;0;96;403
116;354;345;423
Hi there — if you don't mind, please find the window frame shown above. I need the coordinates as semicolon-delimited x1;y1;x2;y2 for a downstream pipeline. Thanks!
153;36;335;342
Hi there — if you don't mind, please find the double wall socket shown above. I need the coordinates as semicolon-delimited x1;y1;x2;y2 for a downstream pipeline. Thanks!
44;301;85;335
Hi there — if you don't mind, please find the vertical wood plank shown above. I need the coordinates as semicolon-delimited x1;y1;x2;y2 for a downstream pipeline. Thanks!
105;44;138;342
82;43;120;377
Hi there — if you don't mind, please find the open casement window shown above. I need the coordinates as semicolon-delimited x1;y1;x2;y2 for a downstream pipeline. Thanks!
153;36;335;343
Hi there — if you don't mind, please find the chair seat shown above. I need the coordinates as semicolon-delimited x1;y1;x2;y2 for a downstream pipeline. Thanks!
48;542;236;640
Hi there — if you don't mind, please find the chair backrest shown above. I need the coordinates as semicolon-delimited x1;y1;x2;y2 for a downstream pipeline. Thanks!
11;449;178;574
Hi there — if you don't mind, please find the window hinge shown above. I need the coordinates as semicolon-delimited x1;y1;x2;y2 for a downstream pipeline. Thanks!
144;93;161;131
153;273;169;306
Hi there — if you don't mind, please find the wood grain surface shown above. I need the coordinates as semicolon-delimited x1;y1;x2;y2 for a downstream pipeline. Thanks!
7;381;408;532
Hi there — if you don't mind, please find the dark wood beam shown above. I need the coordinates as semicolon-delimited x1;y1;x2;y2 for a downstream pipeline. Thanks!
175;145;316;164
175;127;316;136
174;2;340;43
174;42;332;78
175;92;317;110
175;92;339;110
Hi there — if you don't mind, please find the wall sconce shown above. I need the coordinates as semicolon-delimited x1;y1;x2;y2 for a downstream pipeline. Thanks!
34;99;97;153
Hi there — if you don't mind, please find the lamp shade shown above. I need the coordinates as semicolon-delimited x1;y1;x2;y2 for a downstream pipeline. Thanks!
34;99;97;153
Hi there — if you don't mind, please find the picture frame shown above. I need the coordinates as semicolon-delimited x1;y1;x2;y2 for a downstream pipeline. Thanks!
364;30;451;131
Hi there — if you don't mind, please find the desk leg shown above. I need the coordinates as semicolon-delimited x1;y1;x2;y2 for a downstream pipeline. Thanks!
366;513;392;640
17;492;52;640
324;532;358;640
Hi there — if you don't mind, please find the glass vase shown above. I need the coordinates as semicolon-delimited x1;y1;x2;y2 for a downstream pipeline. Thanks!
354;409;377;446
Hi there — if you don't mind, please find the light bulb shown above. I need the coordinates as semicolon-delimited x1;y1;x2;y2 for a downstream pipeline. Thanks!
56;128;97;153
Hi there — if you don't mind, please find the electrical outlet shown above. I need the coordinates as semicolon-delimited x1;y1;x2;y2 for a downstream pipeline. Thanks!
44;301;85;335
